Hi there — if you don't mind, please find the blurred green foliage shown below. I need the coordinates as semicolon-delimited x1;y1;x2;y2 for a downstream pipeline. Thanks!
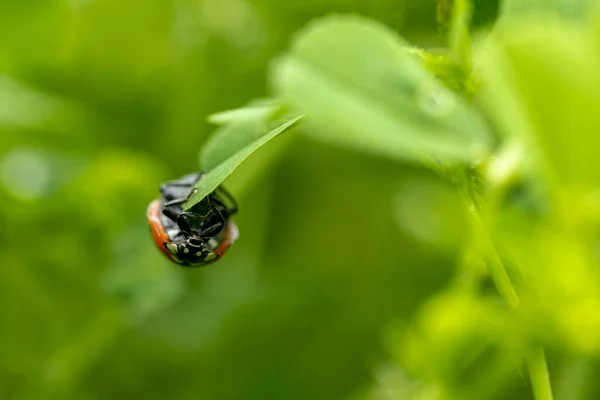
4;0;600;399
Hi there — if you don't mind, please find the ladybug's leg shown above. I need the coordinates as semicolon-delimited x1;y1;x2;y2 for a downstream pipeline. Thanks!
163;187;203;209
162;189;205;222
180;200;226;239
163;197;186;207
160;173;201;202
199;201;227;238
177;189;229;237
162;207;180;222
209;197;229;217
161;197;187;222
160;173;201;190
215;186;238;215
176;212;207;236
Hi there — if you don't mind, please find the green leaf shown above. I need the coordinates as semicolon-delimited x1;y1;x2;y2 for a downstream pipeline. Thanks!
202;106;275;172
202;99;296;171
501;0;592;20
185;115;303;210
201;120;267;172
207;99;279;126
475;19;600;187
271;16;491;165
404;48;475;95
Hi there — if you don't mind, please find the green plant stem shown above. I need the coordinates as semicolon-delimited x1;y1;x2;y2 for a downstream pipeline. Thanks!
468;204;520;308
527;348;554;400
466;198;553;400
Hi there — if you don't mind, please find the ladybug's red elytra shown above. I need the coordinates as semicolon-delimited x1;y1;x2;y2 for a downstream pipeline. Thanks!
147;172;239;267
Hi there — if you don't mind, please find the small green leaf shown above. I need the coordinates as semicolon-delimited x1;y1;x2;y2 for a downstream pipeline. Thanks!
201;120;267;172
272;16;491;165
207;99;279;126
202;99;295;171
185;115;303;210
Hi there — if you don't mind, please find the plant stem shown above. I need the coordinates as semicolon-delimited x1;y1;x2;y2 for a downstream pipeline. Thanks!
527;348;554;400
466;200;553;400
468;204;520;308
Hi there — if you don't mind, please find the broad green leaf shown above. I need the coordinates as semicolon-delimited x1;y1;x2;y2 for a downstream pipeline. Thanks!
185;115;303;210
272;16;491;165
475;19;600;187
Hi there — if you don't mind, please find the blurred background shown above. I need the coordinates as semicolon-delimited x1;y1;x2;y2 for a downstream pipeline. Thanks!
3;1;571;399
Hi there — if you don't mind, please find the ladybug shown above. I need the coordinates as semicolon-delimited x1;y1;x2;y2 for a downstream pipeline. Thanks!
147;172;239;267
